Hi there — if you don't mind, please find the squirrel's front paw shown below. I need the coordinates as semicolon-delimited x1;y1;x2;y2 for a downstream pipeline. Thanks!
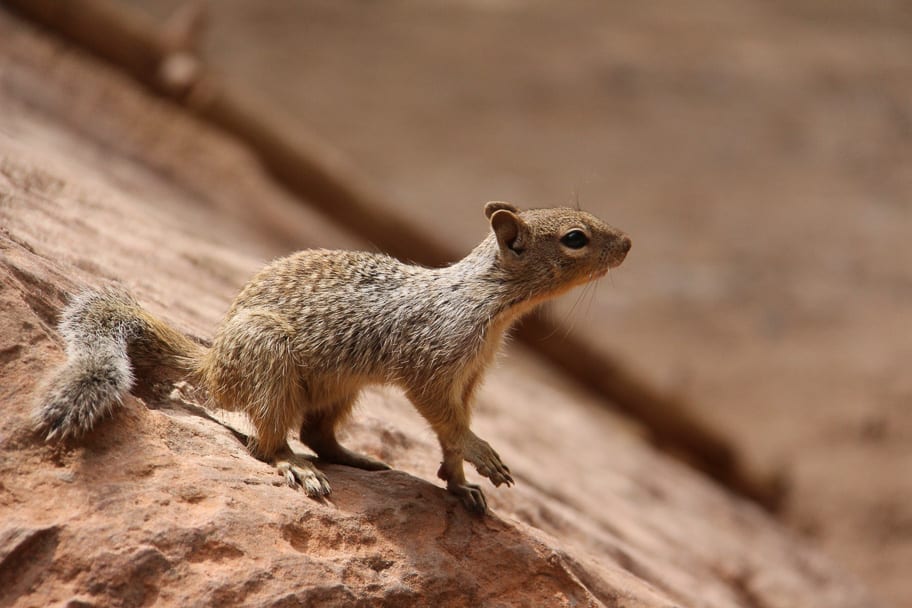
464;435;514;488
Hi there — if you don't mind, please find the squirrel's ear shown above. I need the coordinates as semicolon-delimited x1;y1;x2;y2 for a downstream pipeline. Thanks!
490;209;529;255
484;201;520;219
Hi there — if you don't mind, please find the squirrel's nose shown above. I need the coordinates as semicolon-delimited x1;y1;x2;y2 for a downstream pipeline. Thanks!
620;235;632;253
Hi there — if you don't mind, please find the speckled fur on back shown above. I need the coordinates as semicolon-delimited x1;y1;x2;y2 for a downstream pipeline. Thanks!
34;202;631;513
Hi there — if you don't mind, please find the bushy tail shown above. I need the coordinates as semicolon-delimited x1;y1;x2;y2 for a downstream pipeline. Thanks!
34;285;205;440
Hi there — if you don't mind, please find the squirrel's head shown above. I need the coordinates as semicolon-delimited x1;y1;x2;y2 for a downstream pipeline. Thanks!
484;201;631;297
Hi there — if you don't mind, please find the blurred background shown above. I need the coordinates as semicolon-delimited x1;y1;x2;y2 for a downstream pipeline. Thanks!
99;1;912;604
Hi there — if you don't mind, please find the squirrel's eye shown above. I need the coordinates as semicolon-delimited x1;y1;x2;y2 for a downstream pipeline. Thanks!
560;230;589;249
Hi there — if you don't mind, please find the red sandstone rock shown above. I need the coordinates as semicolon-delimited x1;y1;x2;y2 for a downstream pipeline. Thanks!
0;15;876;608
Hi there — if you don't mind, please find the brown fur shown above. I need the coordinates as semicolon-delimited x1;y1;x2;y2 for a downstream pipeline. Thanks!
34;201;631;513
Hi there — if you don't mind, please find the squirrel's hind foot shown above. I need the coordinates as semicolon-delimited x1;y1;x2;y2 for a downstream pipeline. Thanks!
275;453;332;497
300;424;391;472
314;444;391;472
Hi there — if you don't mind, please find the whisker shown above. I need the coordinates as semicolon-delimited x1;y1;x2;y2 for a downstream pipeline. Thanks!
539;277;590;342
586;276;601;318
562;278;598;339
562;285;589;332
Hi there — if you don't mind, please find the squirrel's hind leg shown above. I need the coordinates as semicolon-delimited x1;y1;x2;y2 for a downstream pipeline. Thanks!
212;309;332;495
299;395;390;472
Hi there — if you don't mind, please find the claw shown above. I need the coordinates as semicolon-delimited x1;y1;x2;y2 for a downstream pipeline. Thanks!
450;482;487;515
276;458;332;497
302;474;332;497
464;435;515;489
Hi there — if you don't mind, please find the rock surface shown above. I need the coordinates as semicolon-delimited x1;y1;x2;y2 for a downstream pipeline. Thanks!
0;14;876;608
170;2;912;604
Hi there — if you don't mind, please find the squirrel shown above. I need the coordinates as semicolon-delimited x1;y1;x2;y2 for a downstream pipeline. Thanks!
34;201;631;513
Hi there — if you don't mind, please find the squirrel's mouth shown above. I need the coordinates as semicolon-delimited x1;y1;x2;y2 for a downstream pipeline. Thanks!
585;265;611;284
605;242;631;269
